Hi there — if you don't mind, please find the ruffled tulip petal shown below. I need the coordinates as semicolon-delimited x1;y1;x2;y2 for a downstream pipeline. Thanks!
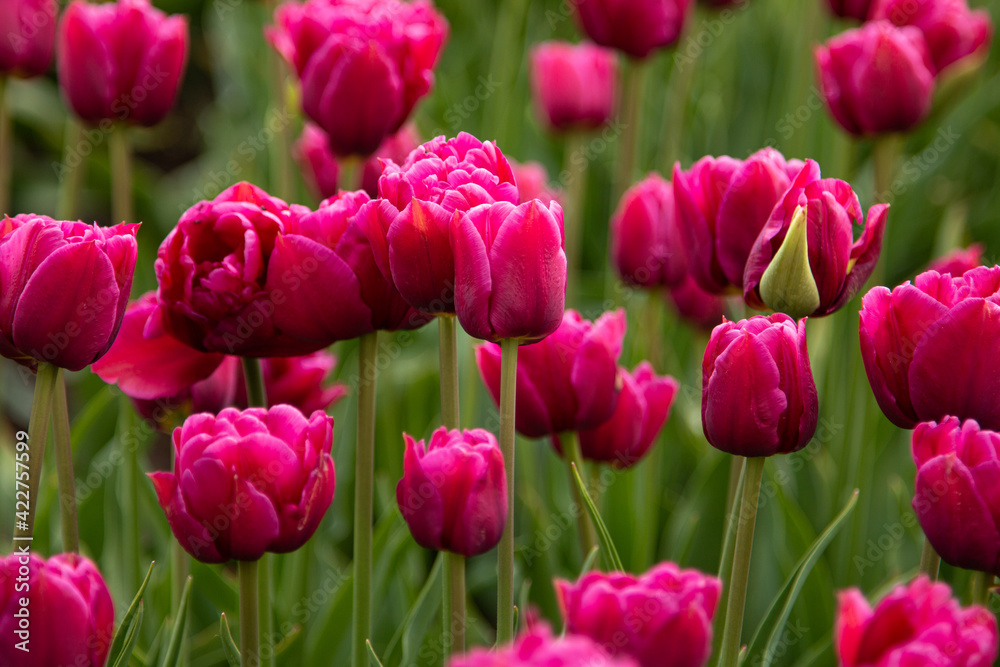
451;205;495;340
387;199;457;313
149;471;226;563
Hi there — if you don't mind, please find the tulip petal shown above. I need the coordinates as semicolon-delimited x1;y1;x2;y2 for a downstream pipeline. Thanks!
836;589;873;667
387;199;457;313
452;206;494;340
130;14;188;126
821;204;888;316
227;476;281;561
57;2;116;122
149;471;225;563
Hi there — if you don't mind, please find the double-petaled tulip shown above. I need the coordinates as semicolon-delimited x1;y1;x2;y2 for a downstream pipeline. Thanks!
529;41;617;132
57;0;188;126
0;553;114;667
449;623;639;667
673;148;805;294
815;20;935;136
396;427;507;557
825;0;874;20
836;576;998;666
743;162;888;318
703;314;818;457
871;0;992;75
267;0;448;157
477;309;625;438
573;0;692;59
556;562;721;667
667;276;728;331
0;0;57;78
0;214;138;371
612;173;686;288
510;159;564;206
859;266;1000;429
150;405;336;562
927;243;983;276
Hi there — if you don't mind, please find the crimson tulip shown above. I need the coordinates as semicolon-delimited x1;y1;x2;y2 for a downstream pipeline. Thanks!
871;0;992;75
510;159;563;205
927;243;983;276
0;0;57;78
666;275;728;331
530;41;617;132
573;0;692;59
825;0;875;20
611;172;686;288
450;623;638;667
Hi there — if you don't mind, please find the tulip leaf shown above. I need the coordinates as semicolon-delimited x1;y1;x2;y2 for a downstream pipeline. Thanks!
383;551;442;664
219;613;241;667
571;463;624;572
107;561;155;667
160;576;193;667
366;640;386;667
742;489;859;667
110;601;144;667
579;546;600;577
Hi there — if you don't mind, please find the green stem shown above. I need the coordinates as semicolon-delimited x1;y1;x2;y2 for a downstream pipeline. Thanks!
57;120;84;220
563;132;588;305
918;538;940;581
563;432;597;557
873;135;901;204
972;572;992;606
109;127;133;224
616;59;644;200
52;369;79;553
353;332;378;667
718;456;765;667
713;457;747;663
171;442;191;667
496;338;518;645
239;560;260;667
14;363;58;544
340;157;361;194
266;0;294;201
0;77;11;215
439;316;460;430
439;315;462;660
443;552;466;659
241;357;268;408
661;30;698;170
122;400;141;594
643;290;663;371
483;0;529;147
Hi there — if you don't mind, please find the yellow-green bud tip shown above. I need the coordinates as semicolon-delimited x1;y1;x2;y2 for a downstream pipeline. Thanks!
759;206;820;319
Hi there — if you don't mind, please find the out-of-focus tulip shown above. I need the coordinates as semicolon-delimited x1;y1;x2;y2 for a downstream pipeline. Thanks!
666;276;728;331
0;214;138;371
815;20;935;136
0;0;57;78
449;623;639;667
702;314;818;457
927;243;984;276
871;0;992;75
149;405;335;563
612;173;686;288
673;149;806;294
700;0;746;6
556;562;721;667
836;576;998;666
573;0;692;59
744;162;888;318
57;0;187;126
0;553;114;667
452;199;567;342
858;266;1000;429
267;0;447;157
477;309;625;438
396;427;507;557
510;159;564;206
577;362;678;466
529;41;617;132
245;353;347;414
825;0;874;20
360;124;421;198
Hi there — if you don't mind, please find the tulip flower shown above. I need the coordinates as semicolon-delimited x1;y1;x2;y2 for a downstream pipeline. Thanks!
871;0;992;75
0;213;138;371
0;0;57;78
149;405;335;562
477;309;625;438
836;576;998;666
267;0;448;157
673;149;807;294
927;242;984;276
667;276;728;331
611;173;686;288
556;562;721;667
573;0;692;59
825;0;874;20
449;623;639;667
702;314;818;457
859;266;1000;429
744;162;889;318
57;0;188;126
529;41;617;132
510;159;564;205
815;20;935;136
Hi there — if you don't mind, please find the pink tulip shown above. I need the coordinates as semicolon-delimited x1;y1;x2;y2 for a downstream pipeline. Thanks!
871;0;992;75
556;562;721;667
926;243;984;276
611;172;686;288
573;0;692;59
859;266;1000;429
666;275;728;331
0;214;138;371
0;553;114;667
510;159;564;206
836;576;997;666
57;0;187;126
396;427;507;557
530;41;617;132
815;20;935;136
825;0;875;20
449;623;639;667
150;405;335;562
0;0;57;78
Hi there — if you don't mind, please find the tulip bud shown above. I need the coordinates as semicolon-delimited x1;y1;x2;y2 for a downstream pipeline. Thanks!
529;41;617;132
510;159;564;206
611;173;686;288
926;243;983;276
0;0;57;78
871;0;992;75
825;0;874;20
757;206;820;318
666;275;728;331
396;427;507;557
573;0;692;59
450;623;639;667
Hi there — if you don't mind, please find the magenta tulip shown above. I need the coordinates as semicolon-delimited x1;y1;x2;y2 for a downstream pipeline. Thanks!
744;161;888;318
673;148;806;294
825;0;875;20
927;243;984;276
149;405;335;562
57;0;187;126
836;576;997;666
703;314;818;457
0;0;57;78
530;41;617;132
871;0;992;75
0;214;138;371
667;275;728;331
396;427;507;557
0;553;114;667
450;623;639;667
510;159;564;206
815;20;935;136
477;309;625;438
611;172;686;288
573;0;692;59
859;266;1000;429
556;562;721;667
246;353;347;414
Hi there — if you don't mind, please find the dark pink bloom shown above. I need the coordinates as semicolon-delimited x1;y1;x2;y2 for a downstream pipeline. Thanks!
0;553;114;667
556;562;721;667
449;623;638;667
0;214;138;371
57;0;187;126
703;314;818;456
836;576;997;666
530;41;617;131
510;159;564;206
150;405;335;563
858;266;1000;429
612;172;686;288
573;0;692;59
666;275;728;331
248;353;347;414
815;20;935;136
871;0;992;75
0;0;57;78
396;427;507;557
825;0;875;20
927;243;984;276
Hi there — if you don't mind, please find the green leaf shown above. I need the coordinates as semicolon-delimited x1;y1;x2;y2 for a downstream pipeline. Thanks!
579;546;600;577
570;463;624;572
366;640;386;667
219;613;241;667
159;576;193;667
392;552;443;665
110;601;144;667
107;561;155;667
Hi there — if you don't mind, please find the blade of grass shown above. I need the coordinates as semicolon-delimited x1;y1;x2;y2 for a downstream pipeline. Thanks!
571;462;624;572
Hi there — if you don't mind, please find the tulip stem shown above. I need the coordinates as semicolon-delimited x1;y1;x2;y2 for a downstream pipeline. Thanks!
13;362;58;545
443;552;466;660
972;572;993;606
496;338;518;646
267;0;294;201
713;457;747;662
241;357;268;408
564;132;588;304
239;560;260;667
718;456;765;667
872;135;901;204
57;120;84;220
440;315;464;658
171;443;191;667
563;433;597;558
340;156;361;193
616;59;644;200
918;538;940;581
354;332;378;667
0;76;11;215
117;398;141;596
52;369;79;554
439;315;460;429
109;127;133;225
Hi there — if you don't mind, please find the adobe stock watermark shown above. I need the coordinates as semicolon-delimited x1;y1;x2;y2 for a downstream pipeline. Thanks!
876;126;959;202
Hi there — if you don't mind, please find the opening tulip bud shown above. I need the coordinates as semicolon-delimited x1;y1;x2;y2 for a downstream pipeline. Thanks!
758;206;820;319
